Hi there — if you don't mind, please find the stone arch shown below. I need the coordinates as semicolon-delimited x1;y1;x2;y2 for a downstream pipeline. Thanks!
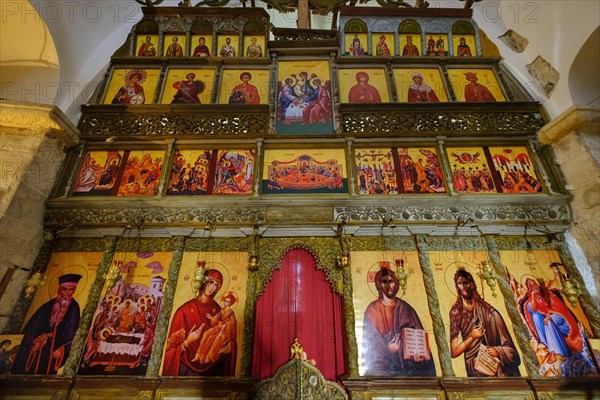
568;26;600;107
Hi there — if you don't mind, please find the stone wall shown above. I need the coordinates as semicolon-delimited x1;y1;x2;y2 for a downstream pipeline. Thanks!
0;101;78;331
538;105;600;309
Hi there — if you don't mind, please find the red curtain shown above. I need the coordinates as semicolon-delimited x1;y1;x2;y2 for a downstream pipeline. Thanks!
252;247;346;382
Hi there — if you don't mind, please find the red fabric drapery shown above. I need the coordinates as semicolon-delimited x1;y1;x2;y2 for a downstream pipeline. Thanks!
251;247;346;382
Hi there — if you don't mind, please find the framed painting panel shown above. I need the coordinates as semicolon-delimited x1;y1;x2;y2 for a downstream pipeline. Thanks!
0;334;24;374
262;148;347;194
399;33;422;56
191;35;213;57
135;34;158;57
218;69;269;105
216;34;239;58
339;68;390;104
167;149;213;195
355;148;398;194
425;34;448;56
117;150;165;197
454;34;476;57
397;147;446;193
161;251;249;376
447;68;506;102
73;150;125;196
499;249;598;376
351;251;441;376
243;35;265;58
372;33;395;56
589;339;600;372
429;250;527;378
78;251;172;375
489;146;543;193
103;68;161;105
212;149;255;195
160;68;215;104
393;68;448;103
163;34;186;57
345;33;368;56
446;147;497;193
355;147;445;195
275;60;334;135
13;251;102;375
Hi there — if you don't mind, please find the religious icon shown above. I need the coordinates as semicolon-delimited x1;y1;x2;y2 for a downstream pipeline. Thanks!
262;148;347;194
339;69;389;104
447;147;496;193
136;35;157;57
162;252;248;376
447;68;506;102
401;34;420;56
355;148;397;195
10;252;100;375
429;251;525;377
73;151;124;195
167;150;213;195
117;150;164;196
103;68;160;105
397;148;446;193
164;35;185;57
111;69;146;105
0;335;23;374
161;69;215;105
218;69;268;105
228;72;261;104
489;147;543;193
218;36;238;58
449;269;521;377
346;33;366;56
455;35;475;57
351;251;440;377
276;60;334;134
393;68;448;103
373;33;394;56
426;34;448;56
192;35;212;57
79;252;172;375
500;250;598;377
212;150;255;195
244;36;264;57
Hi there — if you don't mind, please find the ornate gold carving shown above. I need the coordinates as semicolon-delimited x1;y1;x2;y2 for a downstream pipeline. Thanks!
45;207;266;227
485;236;540;377
78;109;269;137
62;236;119;377
414;235;455;377
146;236;187;376
253;358;347;400
342;110;544;136
334;204;570;223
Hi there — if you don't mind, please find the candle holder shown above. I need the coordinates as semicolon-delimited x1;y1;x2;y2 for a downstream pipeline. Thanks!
337;250;350;268
248;224;261;271
550;262;583;307
394;259;409;294
192;260;207;293
105;261;123;292
477;260;497;297
24;271;46;299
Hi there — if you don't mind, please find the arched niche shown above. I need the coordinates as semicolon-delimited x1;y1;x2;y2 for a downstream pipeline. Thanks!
191;20;213;35
452;20;475;35
398;19;422;34
344;18;368;33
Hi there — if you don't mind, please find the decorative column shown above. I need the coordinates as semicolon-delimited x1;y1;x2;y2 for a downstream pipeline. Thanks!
146;235;187;376
437;136;456;196
414;235;454;377
484;235;539;377
62;236;118;377
341;245;359;376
